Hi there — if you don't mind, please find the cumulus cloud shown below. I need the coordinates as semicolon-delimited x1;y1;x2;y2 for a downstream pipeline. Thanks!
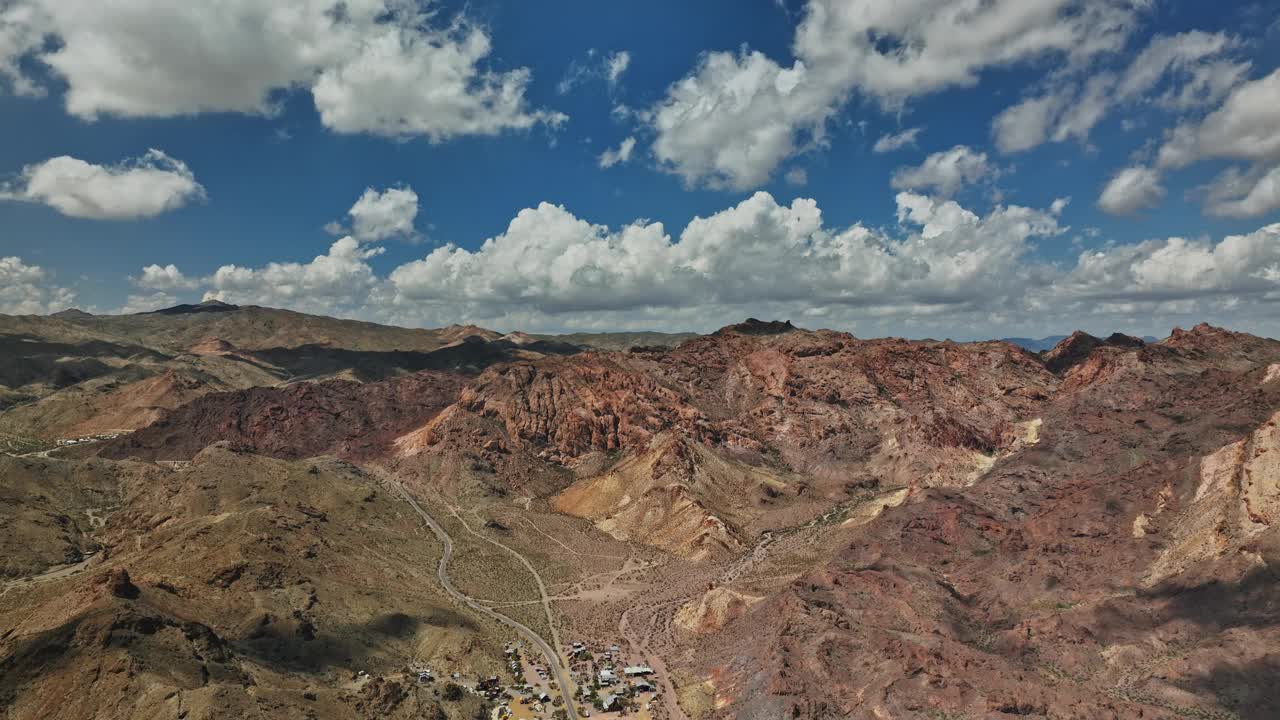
135;263;198;291
649;0;1144;188
872;128;921;153
649;50;831;189
345;187;419;242
123;187;1280;338
0;0;562;140
598;137;637;169
0;256;75;315
993;31;1247;154
1098;166;1166;216
1058;225;1280;302
0;149;204;220
201;236;384;315
891;146;997;198
311;16;565;140
382;190;1061;324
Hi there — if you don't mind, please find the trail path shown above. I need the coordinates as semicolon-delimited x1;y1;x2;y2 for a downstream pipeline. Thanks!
385;478;580;720
450;505;565;656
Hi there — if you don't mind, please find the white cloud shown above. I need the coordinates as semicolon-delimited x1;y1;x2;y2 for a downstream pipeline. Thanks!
598;137;637;169
649;50;829;189
784;168;808;186
1155;69;1280;219
649;0;1145;188
118;187;1280;338
1205;165;1280;219
993;31;1247;154
992;74;1119;153
1116;31;1247;108
0;149;204;220
0;1;46;96
559;49;631;95
992;94;1064;154
201;236;384;315
1157;69;1280;170
0;0;562;141
0;256;75;315
891;146;997;197
872;127;922;153
136;263;198;291
382;190;1061;323
346;187;419;242
606;51;631;87
311;15;565;140
1058;225;1280;302
120;291;178;314
1098;165;1166;216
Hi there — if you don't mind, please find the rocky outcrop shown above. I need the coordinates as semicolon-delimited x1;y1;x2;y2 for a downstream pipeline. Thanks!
714;318;798;336
1042;330;1146;374
100;370;466;461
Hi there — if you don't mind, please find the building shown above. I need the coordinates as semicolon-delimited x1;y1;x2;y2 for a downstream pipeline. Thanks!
597;669;617;685
599;694;622;712
623;666;653;677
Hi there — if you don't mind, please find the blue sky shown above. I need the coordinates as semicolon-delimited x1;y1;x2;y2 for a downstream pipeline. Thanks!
1;0;1279;339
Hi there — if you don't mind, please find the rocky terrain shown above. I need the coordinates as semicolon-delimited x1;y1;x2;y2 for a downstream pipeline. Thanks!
2;305;1278;720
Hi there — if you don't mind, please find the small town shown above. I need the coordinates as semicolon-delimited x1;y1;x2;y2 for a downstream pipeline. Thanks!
412;639;663;720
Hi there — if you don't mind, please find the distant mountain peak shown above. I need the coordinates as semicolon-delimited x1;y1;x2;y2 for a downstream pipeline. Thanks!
149;299;240;315
714;318;797;336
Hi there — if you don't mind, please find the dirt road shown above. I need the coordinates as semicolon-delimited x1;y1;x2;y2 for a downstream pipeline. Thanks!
388;479;581;720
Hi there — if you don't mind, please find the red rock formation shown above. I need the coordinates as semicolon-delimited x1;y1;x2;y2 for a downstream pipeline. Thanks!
100;370;466;461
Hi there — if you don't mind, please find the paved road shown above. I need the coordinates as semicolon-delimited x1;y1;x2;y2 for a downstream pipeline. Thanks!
389;480;580;720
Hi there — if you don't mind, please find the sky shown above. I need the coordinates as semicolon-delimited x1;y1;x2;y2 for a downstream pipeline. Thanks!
2;0;1280;340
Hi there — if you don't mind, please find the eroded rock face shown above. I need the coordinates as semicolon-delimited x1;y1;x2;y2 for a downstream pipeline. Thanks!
1145;411;1280;586
450;329;1059;557
674;587;763;634
684;323;1280;720
458;330;1055;473
96;568;139;600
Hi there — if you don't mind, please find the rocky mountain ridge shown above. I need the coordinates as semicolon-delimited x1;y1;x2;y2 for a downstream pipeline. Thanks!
2;309;1278;720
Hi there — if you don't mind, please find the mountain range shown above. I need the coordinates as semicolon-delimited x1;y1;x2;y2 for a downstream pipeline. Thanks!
2;305;1278;720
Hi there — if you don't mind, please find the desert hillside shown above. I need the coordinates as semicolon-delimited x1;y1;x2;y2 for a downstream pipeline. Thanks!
2;306;1278;720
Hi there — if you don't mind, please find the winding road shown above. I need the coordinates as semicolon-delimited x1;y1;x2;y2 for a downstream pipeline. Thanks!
388;479;580;720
